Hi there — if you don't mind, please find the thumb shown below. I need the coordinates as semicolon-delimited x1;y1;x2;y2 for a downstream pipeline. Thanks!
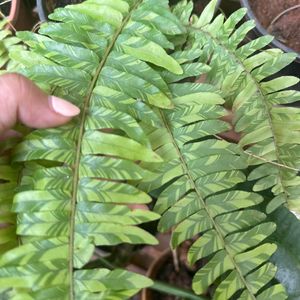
0;73;80;134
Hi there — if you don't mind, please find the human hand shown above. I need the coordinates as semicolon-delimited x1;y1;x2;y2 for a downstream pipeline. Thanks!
0;73;80;139
0;73;147;211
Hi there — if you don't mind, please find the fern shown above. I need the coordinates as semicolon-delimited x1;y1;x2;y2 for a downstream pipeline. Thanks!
0;123;20;298
0;20;22;72
140;54;286;300
0;24;23;298
139;0;300;299
0;0;188;298
188;0;300;217
1;0;299;299
0;144;18;256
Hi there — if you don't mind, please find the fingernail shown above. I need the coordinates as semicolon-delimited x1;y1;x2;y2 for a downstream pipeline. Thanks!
49;96;80;117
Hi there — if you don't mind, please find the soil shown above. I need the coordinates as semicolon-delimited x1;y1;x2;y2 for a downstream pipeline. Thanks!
152;257;193;300
193;0;217;15
169;0;217;15
249;0;300;52
0;0;11;16
152;242;212;300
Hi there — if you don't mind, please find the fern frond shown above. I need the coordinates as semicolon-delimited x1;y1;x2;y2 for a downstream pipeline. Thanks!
139;50;284;300
0;145;18;256
0;0;187;298
0;20;22;71
136;1;289;298
189;1;300;217
0;133;20;298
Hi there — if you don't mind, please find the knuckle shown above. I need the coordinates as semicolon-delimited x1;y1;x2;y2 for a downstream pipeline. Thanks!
0;73;28;96
0;73;22;130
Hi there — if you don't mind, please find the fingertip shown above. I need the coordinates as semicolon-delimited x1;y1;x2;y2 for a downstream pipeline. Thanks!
0;73;81;130
49;96;81;117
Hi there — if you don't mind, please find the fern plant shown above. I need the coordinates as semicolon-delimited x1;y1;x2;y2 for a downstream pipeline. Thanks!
0;0;188;298
0;17;24;268
140;0;300;299
0;141;18;257
0;0;300;299
0;20;23;72
188;1;300;218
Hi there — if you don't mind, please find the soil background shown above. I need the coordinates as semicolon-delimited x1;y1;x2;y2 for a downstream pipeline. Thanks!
249;0;300;52
193;0;213;14
151;242;211;300
46;0;84;11
152;257;194;300
0;0;11;16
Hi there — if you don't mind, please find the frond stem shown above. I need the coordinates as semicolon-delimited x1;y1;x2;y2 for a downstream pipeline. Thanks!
214;134;299;172
172;248;180;272
244;150;300;172
68;1;142;299
158;110;257;300
0;11;16;33
191;26;290;206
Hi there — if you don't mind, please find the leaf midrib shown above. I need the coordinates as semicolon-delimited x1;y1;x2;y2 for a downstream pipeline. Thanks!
69;1;142;299
158;110;257;300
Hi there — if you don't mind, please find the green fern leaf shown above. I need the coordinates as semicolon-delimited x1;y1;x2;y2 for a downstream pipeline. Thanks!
0;132;21;298
137;2;288;298
189;1;300;218
0;0;186;298
0;163;18;255
0;20;23;71
139;56;283;300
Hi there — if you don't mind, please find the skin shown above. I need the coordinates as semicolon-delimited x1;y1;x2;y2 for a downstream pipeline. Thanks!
0;73;80;139
0;73;146;211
